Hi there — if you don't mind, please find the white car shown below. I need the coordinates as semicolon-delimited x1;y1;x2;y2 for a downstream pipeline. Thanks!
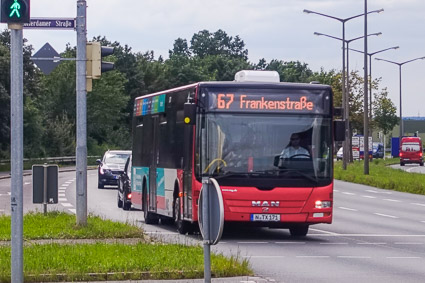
336;147;343;161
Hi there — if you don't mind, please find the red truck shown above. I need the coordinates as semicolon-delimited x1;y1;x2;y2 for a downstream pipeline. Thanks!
399;137;424;166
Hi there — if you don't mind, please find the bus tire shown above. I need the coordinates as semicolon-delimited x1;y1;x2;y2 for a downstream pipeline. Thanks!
173;197;190;234
143;187;159;225
289;225;309;237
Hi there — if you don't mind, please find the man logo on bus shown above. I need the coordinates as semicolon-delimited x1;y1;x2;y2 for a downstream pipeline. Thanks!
252;201;280;207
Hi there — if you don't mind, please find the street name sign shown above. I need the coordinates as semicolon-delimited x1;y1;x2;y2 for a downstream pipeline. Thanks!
23;17;75;29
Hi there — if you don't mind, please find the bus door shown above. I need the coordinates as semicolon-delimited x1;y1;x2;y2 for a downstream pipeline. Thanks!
149;115;159;212
183;121;194;219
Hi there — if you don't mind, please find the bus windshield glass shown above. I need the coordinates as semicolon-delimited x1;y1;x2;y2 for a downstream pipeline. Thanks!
197;113;332;187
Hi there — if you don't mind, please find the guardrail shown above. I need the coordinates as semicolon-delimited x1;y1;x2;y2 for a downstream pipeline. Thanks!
0;156;101;165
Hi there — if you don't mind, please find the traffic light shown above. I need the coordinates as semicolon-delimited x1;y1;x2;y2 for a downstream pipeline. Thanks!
86;41;115;92
0;0;30;24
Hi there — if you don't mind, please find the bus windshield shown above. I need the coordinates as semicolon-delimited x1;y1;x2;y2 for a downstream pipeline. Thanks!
197;113;332;187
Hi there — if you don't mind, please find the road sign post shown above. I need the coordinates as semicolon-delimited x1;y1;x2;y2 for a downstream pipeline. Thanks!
198;177;224;283
32;164;58;214
9;22;24;283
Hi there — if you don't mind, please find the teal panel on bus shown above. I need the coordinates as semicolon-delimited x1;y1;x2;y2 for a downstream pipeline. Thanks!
156;168;165;197
133;94;166;117
131;166;149;193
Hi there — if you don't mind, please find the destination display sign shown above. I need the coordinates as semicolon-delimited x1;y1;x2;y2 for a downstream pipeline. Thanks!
23;18;76;30
205;88;329;114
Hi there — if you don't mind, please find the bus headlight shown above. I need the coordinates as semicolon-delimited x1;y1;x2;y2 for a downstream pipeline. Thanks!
315;200;331;209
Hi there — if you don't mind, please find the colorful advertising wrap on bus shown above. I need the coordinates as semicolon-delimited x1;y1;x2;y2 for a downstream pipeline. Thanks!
134;94;166;116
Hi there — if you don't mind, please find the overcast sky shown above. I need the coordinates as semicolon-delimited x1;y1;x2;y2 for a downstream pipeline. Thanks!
2;0;424;116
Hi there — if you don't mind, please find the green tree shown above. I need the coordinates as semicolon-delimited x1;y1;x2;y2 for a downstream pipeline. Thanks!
373;88;399;135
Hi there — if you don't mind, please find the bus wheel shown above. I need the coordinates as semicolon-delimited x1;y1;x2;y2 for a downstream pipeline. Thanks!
174;197;190;234
289;225;309;237
143;190;158;225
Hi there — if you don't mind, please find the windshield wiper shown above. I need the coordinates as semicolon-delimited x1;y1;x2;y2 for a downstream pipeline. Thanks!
259;169;319;183
212;171;262;180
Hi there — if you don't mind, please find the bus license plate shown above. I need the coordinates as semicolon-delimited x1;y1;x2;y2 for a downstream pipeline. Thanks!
251;214;280;222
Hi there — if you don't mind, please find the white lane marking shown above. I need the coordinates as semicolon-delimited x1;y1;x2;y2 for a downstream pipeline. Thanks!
339;207;358;211
320;243;348;245
0;209;4;212
387;257;421;259
59;193;65;197
7;192;10;195
411;203;425;207
58;198;67;202
68;209;76;214
337;256;371;259
334;189;340;192
366;190;392;195
421;221;425;224
237;242;268;244
394;242;424;245
374;213;399;219
61;203;73;207
342;192;355;195
357;242;386;245
61;183;69;187
362;195;376;199
309;234;425;237
275;242;306;245
64;181;73;184
244;256;286;258
383;199;401;203
309;228;339;235
24;182;31;185
296;256;330;258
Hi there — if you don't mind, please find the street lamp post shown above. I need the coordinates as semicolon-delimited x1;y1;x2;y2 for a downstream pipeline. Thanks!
314;32;381;164
349;46;399;122
304;8;383;170
375;56;425;141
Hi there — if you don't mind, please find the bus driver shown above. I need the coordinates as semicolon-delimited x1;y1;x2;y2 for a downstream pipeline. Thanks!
280;133;310;159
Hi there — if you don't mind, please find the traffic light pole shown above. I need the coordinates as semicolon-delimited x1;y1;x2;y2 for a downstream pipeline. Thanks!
76;0;87;225
10;23;24;283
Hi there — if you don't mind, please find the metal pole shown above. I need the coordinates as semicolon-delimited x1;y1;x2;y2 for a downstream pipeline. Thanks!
364;0;369;174
345;40;352;163
399;65;403;140
369;54;373;122
43;164;48;215
76;0;88;225
202;178;211;283
10;24;24;283
342;22;348;170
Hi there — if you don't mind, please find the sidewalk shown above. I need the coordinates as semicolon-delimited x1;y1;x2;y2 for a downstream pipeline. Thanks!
60;277;275;283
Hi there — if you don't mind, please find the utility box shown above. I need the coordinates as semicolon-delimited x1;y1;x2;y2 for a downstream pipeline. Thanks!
32;165;58;204
391;137;400;158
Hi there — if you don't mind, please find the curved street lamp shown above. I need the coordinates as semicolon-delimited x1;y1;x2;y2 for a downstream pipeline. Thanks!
349;46;399;119
375;56;425;141
304;8;383;170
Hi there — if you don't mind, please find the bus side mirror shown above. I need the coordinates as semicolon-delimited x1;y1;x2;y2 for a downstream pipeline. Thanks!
184;103;196;125
334;120;345;141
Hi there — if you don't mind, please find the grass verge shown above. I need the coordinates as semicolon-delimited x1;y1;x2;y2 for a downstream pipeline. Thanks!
0;243;251;282
0;211;144;240
0;212;252;282
334;158;425;195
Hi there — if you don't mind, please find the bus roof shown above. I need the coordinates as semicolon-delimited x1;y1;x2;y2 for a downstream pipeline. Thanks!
134;81;332;102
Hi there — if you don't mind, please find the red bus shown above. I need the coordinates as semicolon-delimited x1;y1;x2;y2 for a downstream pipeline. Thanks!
130;70;344;236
